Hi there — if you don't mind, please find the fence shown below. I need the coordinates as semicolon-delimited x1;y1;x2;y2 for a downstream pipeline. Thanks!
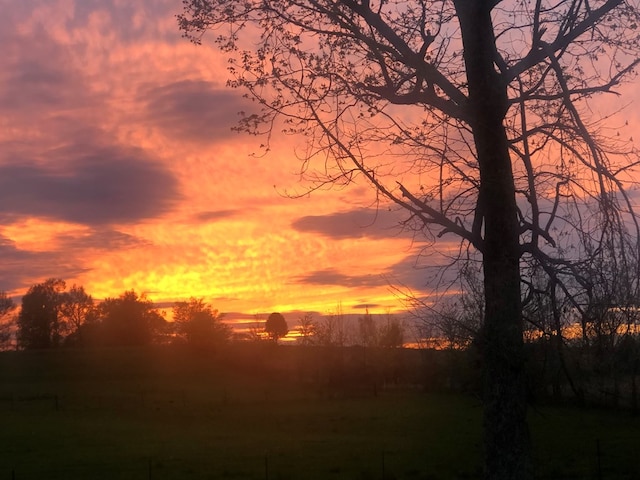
3;453;398;480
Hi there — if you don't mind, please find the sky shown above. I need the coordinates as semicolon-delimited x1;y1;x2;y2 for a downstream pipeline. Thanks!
0;0;440;326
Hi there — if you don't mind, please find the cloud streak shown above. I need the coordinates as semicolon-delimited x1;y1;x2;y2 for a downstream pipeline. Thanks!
0;143;180;226
295;253;433;292
0;235;86;291
143;80;255;144
0;227;152;293
292;207;413;240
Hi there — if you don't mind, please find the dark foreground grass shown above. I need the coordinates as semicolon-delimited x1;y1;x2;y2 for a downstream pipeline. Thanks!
0;347;638;479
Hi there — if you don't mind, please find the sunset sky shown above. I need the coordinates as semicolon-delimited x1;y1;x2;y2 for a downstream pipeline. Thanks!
0;0;442;325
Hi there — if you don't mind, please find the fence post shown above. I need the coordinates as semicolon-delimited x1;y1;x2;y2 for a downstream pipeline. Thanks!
596;438;603;480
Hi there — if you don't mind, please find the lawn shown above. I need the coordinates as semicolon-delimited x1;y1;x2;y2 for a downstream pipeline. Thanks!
0;347;637;479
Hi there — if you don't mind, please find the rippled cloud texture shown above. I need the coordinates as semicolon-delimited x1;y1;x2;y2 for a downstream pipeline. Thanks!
0;0;442;318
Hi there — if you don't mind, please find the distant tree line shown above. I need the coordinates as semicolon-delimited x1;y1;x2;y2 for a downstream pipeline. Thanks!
293;307;405;349
0;280;406;352
0;279;230;351
3;270;639;412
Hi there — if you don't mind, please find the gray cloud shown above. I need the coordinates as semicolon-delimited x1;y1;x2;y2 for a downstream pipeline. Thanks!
0;12;181;228
292;207;412;240
352;303;381;310
292;209;443;294
295;254;437;293
55;229;151;251
192;210;240;223
0;24;98;122
295;268;386;288
0;1;182;47
1;60;71;111
0;236;88;292
73;0;182;43
143;80;255;144
385;255;436;291
0;1;193;296
0;228;150;293
0;143;181;226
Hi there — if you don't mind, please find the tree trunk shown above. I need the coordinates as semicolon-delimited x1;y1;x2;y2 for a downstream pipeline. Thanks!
631;359;638;416
454;1;533;478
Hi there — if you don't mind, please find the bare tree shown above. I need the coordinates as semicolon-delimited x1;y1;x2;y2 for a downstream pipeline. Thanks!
357;308;378;347
235;314;267;343
58;284;95;342
173;297;230;349
568;229;640;406
179;1;640;477
407;260;483;349
296;312;317;345
377;311;405;348
18;278;66;349
316;302;349;347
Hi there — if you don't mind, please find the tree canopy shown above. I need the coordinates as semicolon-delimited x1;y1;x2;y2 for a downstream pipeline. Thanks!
17;278;65;349
265;312;289;342
58;284;95;344
172;297;231;349
94;290;166;347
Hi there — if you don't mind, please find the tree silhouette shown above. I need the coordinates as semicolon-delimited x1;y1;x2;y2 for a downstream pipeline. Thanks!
0;291;16;350
172;297;230;349
357;309;378;348
58;284;95;344
315;303;349;347
265;312;288;343
296;313;316;346
178;1;640;477
378;315;405;349
17;278;66;349
96;290;166;346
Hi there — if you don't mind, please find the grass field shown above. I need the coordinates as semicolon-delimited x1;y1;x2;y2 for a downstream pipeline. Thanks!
0;346;638;479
